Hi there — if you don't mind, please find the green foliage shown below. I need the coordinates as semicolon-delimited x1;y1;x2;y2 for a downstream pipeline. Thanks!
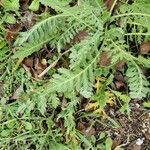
0;0;150;149
29;0;40;11
126;63;149;99
143;101;150;108
0;0;19;11
118;0;150;42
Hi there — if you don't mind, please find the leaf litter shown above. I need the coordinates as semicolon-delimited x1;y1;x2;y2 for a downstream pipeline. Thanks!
0;0;150;149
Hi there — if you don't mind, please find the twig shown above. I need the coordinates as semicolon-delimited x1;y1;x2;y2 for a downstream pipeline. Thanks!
110;0;118;13
38;58;59;78
114;134;130;150
38;49;70;77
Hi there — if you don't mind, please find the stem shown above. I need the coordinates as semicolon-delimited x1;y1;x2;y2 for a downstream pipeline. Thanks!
110;0;118;13
112;13;150;19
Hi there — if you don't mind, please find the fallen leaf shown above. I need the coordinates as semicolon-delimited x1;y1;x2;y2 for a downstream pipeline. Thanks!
115;81;124;89
114;72;124;82
34;58;47;75
23;57;34;68
105;0;114;10
140;42;150;54
112;136;122;149
73;30;88;44
115;60;125;71
85;102;99;112
11;85;23;100
20;0;29;11
99;52;111;66
131;145;141;150
5;23;22;42
82;127;96;137
77;122;86;131
144;131;150;140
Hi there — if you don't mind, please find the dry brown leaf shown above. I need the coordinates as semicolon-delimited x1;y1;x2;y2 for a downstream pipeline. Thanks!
115;81;125;89
144;131;150;140
73;30;88;44
131;145;141;150
5;23;22;42
77;122;86;131
11;85;23;100
140;42;150;54
99;52;111;66
112;136;122;149
20;0;30;11
82;127;96;137
115;72;124;81
23;57;34;68
115;60;125;71
34;58;47;75
105;0;114;10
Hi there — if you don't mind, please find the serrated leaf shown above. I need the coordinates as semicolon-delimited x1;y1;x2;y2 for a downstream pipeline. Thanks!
126;63;150;99
1;0;19;11
1;129;11;137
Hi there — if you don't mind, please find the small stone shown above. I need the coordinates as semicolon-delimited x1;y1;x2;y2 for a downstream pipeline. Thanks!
136;138;144;146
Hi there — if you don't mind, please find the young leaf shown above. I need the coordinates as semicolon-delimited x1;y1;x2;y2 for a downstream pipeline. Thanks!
105;137;113;150
29;0;40;11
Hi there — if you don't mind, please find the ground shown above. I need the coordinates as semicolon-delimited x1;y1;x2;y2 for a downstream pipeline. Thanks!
0;0;150;149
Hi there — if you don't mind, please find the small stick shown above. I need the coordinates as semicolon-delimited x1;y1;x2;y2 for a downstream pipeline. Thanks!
38;58;59;78
110;0;118;13
38;49;70;78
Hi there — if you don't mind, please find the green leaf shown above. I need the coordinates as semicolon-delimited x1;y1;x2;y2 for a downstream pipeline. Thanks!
100;132;106;139
1;129;11;137
143;101;150;108
126;63;150;99
29;0;40;11
1;0;19;11
112;91;131;102
77;132;94;149
6;120;16;128
105;137;112;150
23;121;33;131
0;40;6;49
37;96;47;115
4;14;16;24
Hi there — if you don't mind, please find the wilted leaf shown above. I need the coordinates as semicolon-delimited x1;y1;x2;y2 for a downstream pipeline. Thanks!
99;52;111;67
5;23;22;42
105;0;114;10
77;122;86;131
23;57;34;68
112;136;122;149
115;60;125;71
131;145;141;150
82;127;96;137
140;42;150;54
85;102;99;111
